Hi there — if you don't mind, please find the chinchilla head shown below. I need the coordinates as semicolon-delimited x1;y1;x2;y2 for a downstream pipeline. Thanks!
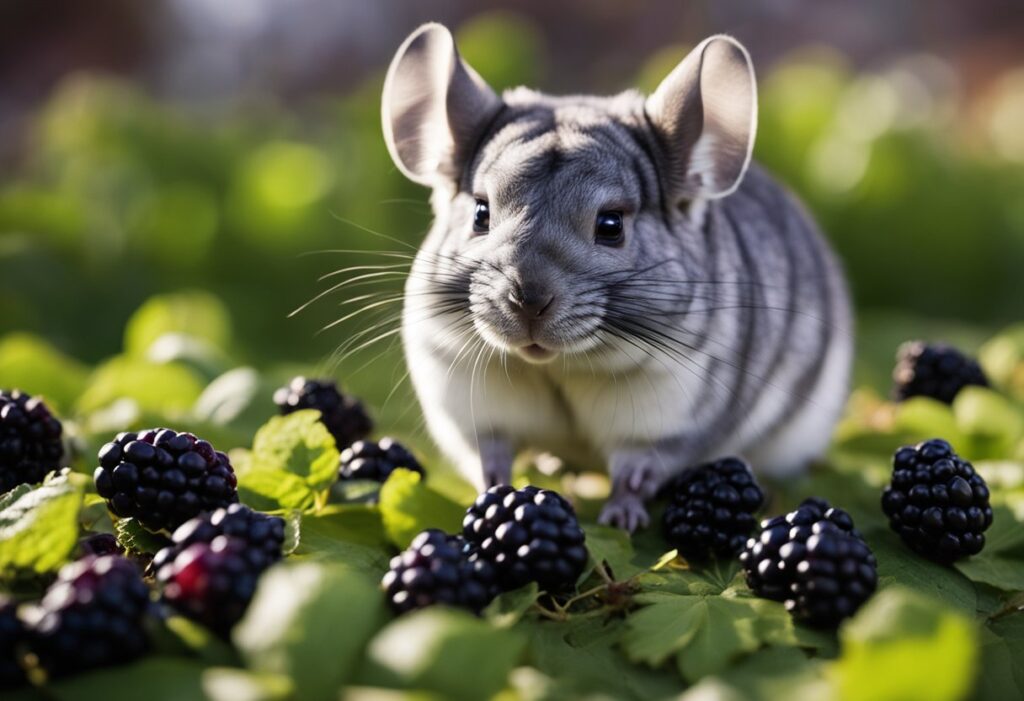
383;23;757;366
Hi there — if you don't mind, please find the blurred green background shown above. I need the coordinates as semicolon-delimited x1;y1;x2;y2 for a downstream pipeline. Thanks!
1;1;1022;459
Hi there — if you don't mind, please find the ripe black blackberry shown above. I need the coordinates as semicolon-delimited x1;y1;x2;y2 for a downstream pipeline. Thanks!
882;438;992;562
150;503;285;578
382;529;498;615
274;377;372;450
93;428;238;533
78;533;123;557
893;341;988;404
339;437;424;482
740;498;863;602
156;536;263;636
463;485;587;593
661;457;764;560
0;389;63;493
22;555;150;678
784;524;878;627
0;596;27;689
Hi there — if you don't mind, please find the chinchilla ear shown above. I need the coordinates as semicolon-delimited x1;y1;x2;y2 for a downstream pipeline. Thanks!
382;23;503;187
645;35;757;201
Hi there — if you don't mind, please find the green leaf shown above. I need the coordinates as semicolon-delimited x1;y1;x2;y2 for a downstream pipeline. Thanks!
378;469;465;548
193;367;267;432
893;398;966;447
46;657;207;701
977;613;1024;700
484;582;540;627
832;586;977;701
0;470;82;574
124;290;232;357
953;386;1024;458
76;356;204;415
114;517;171;554
201;668;294;701
367;607;525;701
581;524;645;581
868;530;978;614
0;332;89;411
292;505;392;575
692;646;831;701
237;465;315;511
249;411;340;493
234;562;384;701
954;506;1024;591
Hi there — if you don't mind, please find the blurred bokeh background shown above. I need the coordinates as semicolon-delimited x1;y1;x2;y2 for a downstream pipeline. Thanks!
1;0;1022;457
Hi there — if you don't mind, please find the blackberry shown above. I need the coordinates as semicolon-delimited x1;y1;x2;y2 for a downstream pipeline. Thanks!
893;341;988;404
881;438;992;562
661;457;764;560
339;437;424;482
740;498;862;602
22;555;150;678
274;377;372;450
0;596;27;689
784;525;878;627
156;537;263;636
93;428;238;533
382;529;498;615
463;485;587;593
77;533;123;557
0;389;63;493
150;504;285;577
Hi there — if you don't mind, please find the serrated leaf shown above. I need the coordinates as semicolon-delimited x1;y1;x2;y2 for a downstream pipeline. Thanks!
831;587;977;701
868;530;978;614
235;562;384;701
378;469;464;548
114;517;171;555
46;657;207;701
581;524;644;582
237;466;315;511
292;505;391;575
367;608;525;701
0;471;82;574
249;411;339;494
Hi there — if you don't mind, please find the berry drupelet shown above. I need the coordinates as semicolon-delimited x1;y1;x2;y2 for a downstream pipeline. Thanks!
22;555;150;678
882;438;992;562
339;437;424;482
0;389;63;493
661;457;764;560
93;428;238;534
893;341;988;404
740;498;877;627
273;377;372;450
463;485;588;593
382;529;498;615
0;596;27;689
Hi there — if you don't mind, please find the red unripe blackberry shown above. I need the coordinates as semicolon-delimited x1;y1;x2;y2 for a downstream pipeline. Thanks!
93;428;238;533
463;485;587;593
22;555;150;678
273;377;372;450
382;529;498;615
661;457;764;560
0;389;63;493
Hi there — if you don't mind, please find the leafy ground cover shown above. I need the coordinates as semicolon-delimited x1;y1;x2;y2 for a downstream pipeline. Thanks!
0;293;1023;701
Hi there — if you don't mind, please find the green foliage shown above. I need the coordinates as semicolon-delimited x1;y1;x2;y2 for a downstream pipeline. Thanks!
377;468;466;548
0;470;82;575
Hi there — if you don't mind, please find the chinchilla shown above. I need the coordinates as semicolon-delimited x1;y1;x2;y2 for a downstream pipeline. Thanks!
380;23;852;530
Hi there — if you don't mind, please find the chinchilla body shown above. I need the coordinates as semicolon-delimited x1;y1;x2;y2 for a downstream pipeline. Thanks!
382;25;852;529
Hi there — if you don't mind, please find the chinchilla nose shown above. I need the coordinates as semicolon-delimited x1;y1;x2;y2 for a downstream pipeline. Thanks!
508;281;554;318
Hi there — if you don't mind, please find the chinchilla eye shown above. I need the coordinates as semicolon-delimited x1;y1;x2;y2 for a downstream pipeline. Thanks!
473;199;490;234
595;211;624;246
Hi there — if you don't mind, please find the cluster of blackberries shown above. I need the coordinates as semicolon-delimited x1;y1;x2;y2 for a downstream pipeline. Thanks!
21;555;151;678
93;428;239;534
151;504;285;636
882;439;992;562
661;457;764;560
0;390;63;494
339;437;423;482
383;485;588;615
740;498;878;627
274;377;372;450
893;341;988;404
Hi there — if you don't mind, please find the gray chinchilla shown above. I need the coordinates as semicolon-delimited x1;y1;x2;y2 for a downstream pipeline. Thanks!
380;23;852;530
